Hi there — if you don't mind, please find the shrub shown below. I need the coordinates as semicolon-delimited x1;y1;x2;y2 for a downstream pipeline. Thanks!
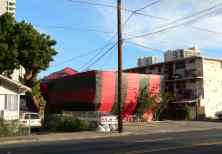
44;114;89;132
0;119;27;137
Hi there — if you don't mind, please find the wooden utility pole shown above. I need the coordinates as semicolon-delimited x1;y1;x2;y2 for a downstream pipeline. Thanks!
117;0;123;133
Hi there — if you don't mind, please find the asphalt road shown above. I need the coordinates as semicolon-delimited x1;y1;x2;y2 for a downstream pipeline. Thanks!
1;129;222;154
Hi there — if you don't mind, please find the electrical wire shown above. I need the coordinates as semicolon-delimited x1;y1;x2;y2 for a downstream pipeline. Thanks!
125;2;222;40
123;0;162;28
79;1;162;70
51;47;107;68
81;42;118;71
34;24;114;34
67;0;166;21
78;36;117;70
125;40;164;52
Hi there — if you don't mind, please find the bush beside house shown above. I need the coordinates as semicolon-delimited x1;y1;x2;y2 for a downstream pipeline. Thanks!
0;119;28;137
43;114;89;132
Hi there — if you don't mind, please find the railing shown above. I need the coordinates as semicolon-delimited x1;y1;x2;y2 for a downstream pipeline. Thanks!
175;89;198;101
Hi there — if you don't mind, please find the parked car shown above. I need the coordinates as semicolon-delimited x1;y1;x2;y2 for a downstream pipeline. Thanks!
20;112;42;128
215;111;222;120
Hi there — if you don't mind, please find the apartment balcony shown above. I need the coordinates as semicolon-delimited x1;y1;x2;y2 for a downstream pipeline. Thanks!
184;69;203;78
173;89;199;103
165;69;203;82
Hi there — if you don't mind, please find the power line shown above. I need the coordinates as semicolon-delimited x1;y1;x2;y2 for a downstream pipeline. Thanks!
78;35;116;70
136;0;161;11
41;1;172;70
125;2;222;40
123;0;162;28
35;24;114;34
79;1;162;70
190;26;222;36
47;1;222;70
125;40;164;52
82;42;118;71
65;0;222;37
67;0;166;21
51;47;106;68
53;0;162;71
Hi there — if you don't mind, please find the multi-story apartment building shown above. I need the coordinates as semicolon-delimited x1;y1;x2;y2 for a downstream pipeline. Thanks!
164;47;201;62
126;48;222;119
0;0;16;16
138;56;159;67
2;66;25;82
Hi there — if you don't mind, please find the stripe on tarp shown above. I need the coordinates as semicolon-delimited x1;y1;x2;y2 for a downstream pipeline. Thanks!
122;73;140;119
143;75;161;122
148;75;161;96
94;72;102;110
98;72;116;112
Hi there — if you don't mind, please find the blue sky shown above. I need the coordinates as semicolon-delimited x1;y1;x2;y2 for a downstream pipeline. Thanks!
16;0;222;78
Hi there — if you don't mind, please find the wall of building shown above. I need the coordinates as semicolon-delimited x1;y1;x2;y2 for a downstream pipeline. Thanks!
0;0;7;15
0;82;20;120
0;85;17;95
202;59;222;118
10;66;25;82
0;0;16;16
138;56;159;67
164;47;200;62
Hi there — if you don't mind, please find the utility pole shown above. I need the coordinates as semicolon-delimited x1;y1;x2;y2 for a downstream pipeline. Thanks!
117;0;123;133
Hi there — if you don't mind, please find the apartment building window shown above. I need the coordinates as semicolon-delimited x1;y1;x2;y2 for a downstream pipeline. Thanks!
7;7;15;11
4;94;18;111
8;2;15;6
176;82;186;89
188;59;195;64
175;62;185;69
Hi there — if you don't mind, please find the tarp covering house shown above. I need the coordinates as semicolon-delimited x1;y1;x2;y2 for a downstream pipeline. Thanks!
42;71;163;121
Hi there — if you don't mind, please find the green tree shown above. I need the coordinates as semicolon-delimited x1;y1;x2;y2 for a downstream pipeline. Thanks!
155;92;174;121
0;13;18;73
15;21;57;84
135;87;157;118
0;13;57;83
0;13;57;116
135;86;174;121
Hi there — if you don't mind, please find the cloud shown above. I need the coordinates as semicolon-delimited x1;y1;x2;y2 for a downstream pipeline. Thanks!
95;0;222;54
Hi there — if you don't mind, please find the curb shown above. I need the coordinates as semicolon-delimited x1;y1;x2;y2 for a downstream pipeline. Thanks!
0;132;132;145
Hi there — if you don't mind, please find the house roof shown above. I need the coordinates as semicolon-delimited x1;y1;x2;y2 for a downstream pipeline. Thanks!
42;67;77;82
0;75;31;92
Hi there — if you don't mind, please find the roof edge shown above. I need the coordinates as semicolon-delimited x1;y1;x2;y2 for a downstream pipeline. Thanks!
0;75;31;92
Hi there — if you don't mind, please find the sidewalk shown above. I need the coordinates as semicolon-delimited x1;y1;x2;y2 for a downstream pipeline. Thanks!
1;121;222;145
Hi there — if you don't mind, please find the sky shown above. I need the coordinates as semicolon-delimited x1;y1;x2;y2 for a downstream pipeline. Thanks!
16;0;222;78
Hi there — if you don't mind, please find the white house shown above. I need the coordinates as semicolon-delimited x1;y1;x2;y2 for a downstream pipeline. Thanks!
0;74;31;120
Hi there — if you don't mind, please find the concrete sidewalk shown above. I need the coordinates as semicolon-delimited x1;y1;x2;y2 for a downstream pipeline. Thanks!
124;120;222;135
1;121;222;145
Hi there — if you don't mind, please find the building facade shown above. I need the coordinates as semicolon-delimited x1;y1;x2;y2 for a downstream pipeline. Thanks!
126;49;222;119
138;56;159;67
2;65;25;82
0;0;16;16
0;75;31;120
164;47;200;62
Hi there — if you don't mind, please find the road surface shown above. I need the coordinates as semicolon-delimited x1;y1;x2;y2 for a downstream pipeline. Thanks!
1;129;222;154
